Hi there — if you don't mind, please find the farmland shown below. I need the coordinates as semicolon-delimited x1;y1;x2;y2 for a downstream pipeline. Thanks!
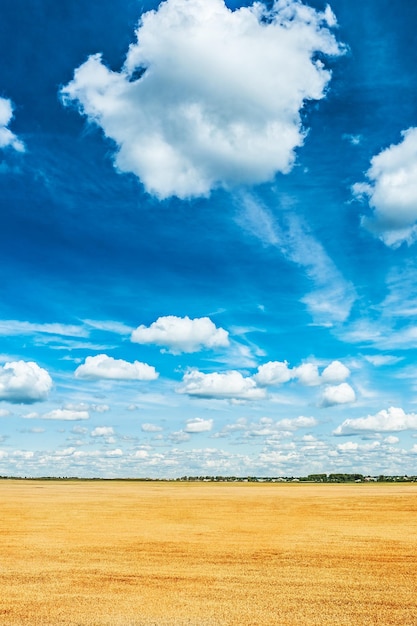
1;480;417;625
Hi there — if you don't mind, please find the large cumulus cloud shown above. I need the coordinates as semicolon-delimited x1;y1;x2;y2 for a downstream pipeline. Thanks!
61;0;343;198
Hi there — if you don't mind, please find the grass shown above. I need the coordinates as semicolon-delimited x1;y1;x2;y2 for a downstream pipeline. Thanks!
1;480;417;625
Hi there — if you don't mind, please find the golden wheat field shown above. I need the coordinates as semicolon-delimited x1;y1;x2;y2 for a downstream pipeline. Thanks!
1;480;417;626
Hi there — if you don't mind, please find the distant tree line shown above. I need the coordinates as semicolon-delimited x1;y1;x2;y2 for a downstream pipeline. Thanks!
1;474;416;482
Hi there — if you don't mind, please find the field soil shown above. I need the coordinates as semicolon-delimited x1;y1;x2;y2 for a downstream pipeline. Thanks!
0;480;417;625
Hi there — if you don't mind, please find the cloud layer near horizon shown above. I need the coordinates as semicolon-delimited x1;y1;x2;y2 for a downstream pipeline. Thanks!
61;0;343;198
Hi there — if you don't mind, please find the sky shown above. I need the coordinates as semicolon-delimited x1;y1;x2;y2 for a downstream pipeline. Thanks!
1;0;417;478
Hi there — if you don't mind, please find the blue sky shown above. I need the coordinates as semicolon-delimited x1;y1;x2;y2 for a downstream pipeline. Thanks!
1;0;417;477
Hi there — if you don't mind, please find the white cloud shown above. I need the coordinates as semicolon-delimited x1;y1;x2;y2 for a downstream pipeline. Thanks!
61;0;343;199
354;128;417;247
141;423;163;432
83;319;134;335
0;361;52;403
254;361;292;386
131;316;229;354
0;320;88;337
334;406;417;435
384;435;399;444
337;441;358;452
0;97;24;152
364;354;403;366
91;403;110;413
254;359;350;388
27;409;90;421
105;449;123;457
184;418;214;433
275;416;317;430
0;408;11;417
74;354;158;380
178;369;266;401
321;360;350;383
91;426;114;437
321;382;356;407
133;449;149;459
294;362;321;386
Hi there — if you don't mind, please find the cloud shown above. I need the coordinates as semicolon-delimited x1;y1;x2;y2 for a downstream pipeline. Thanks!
184;418;214;433
74;354;158;380
294;362;321;386
61;0;343;199
0;97;25;152
321;360;350;383
0;320;89;337
0;361;52;403
364;354;403;366
334;407;417;435
24;409;90;421
82;319;134;335
131;315;229;354
238;198;356;325
141;423;163;432
354;128;417;247
275;416;317;430
321;382;356;407
254;359;350;388
254;361;292;386
178;369;266;401
91;426;114;437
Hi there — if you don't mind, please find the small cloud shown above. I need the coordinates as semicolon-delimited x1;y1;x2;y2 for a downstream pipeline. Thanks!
91;404;110;413
364;354;403;366
321;360;350;384
74;354;158;381
254;361;292;386
294;362;321;387
133;449;149;459
0;97;25;152
178;369;265;401
169;430;191;443
105;448;123;457
91;426;114;437
321;382;356;407
337;441;358;452
131;315;229;354
334;407;417;435
25;409;90;421
275;416;317;431
141;423;163;433
184;418;213;433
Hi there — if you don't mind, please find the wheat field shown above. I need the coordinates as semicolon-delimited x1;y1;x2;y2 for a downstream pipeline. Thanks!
1;480;417;625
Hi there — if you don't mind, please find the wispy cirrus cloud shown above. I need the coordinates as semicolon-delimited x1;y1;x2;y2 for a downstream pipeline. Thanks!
237;194;356;326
